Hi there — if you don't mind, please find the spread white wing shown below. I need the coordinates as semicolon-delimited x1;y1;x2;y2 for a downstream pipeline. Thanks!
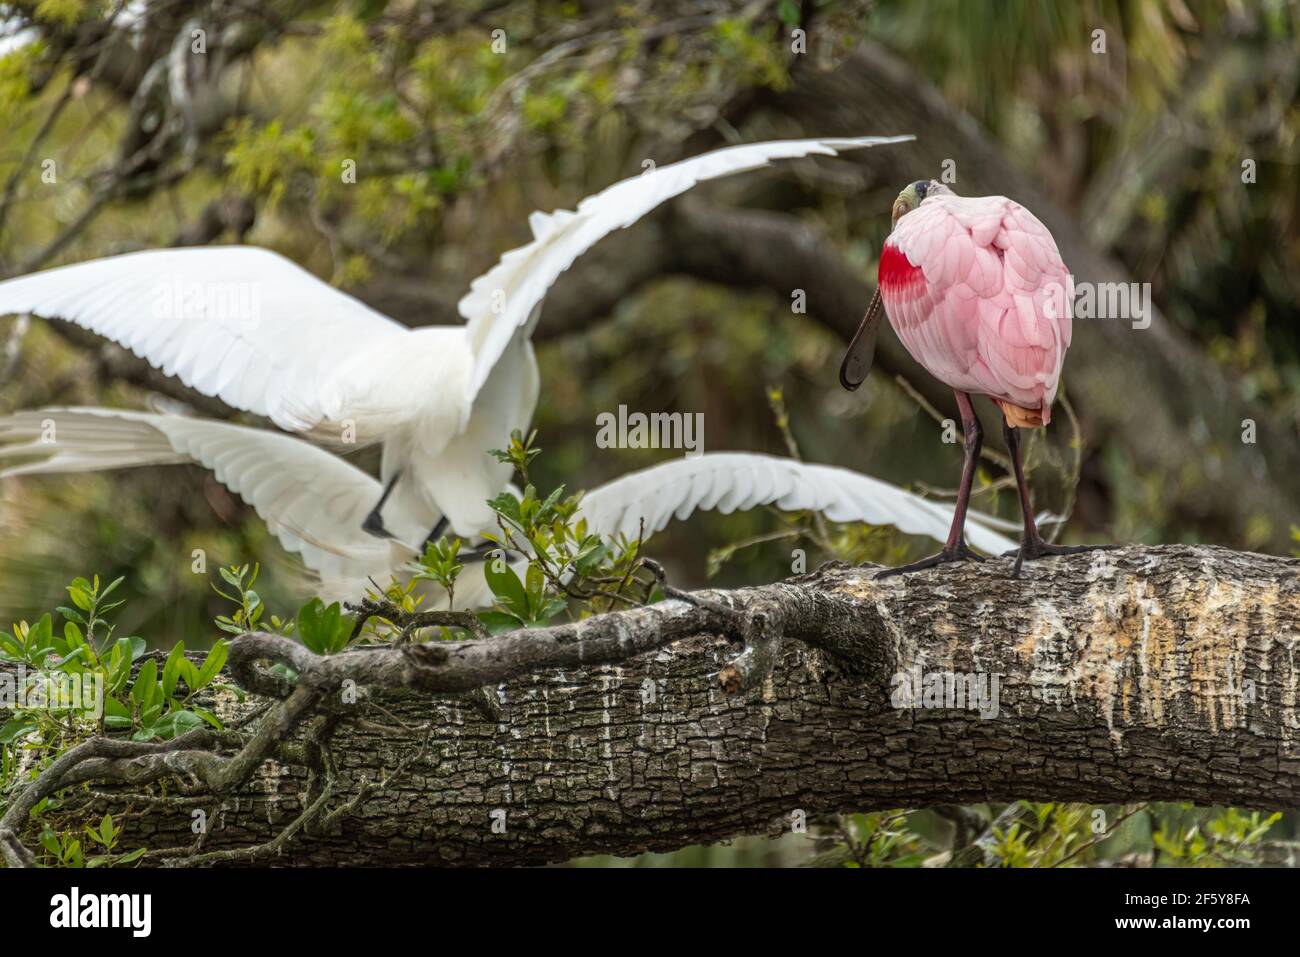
457;134;915;402
0;136;915;445
0;247;463;435
0;408;437;581
1;415;1016;605
576;452;1017;554
326;451;1020;605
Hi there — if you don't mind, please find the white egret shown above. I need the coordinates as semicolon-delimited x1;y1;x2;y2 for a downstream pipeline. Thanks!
0;408;1019;608
0;135;912;546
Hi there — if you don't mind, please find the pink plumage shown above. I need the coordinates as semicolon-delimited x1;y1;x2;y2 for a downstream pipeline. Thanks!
879;189;1071;427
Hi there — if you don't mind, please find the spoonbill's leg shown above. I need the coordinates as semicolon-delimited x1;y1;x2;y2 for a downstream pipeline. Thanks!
362;471;403;539
1001;419;1116;576
876;391;986;579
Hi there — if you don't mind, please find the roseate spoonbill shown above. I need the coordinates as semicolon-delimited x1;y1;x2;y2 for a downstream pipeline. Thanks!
840;180;1106;577
0;408;1017;605
0;135;911;549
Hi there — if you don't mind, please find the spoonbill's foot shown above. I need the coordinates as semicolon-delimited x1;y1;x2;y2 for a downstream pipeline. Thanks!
874;543;983;579
1005;541;1119;578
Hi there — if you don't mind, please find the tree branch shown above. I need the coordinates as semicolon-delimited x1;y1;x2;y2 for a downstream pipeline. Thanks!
2;544;1297;867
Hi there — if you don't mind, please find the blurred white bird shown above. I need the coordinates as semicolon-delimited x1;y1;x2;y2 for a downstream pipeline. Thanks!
0;408;1019;608
0;135;912;546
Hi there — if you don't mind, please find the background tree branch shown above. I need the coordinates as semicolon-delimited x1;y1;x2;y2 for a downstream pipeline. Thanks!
6;8;1297;554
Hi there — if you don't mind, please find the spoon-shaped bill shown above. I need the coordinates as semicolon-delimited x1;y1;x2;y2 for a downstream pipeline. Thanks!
838;287;883;391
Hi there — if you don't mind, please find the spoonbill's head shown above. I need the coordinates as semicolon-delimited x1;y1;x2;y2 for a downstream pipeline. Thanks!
890;179;950;229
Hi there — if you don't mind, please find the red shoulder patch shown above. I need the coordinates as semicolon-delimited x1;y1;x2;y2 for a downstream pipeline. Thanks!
878;242;924;296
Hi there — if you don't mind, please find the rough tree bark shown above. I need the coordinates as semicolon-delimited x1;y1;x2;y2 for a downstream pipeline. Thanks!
3;545;1297;867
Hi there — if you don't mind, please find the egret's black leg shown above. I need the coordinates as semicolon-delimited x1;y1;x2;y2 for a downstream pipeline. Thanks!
419;517;449;552
460;541;524;563
876;391;986;579
362;471;402;539
1001;419;1117;576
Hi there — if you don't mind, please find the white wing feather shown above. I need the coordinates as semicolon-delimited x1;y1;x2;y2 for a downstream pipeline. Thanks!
0;247;436;433
0;137;915;443
1;420;1014;604
0;408;437;581
457;135;915;402
576;453;1017;554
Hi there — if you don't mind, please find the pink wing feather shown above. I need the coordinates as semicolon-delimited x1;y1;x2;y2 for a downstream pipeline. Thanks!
878;194;1071;425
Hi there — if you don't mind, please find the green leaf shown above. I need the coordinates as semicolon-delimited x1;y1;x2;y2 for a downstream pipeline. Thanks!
0;632;23;659
28;614;55;655
320;601;345;653
56;606;87;626
178;658;201;692
537;485;565;519
148;710;204;740
539;597;569;621
268;663;298;686
296;598;326;654
476;610;524;635
190;706;224;730
573;539;608;574
39;829;61;857
162;641;186;698
294;600;349;655
131;659;158;709
484;558;527;614
63;620;85;648
107;643;132;694
524;563;545;618
487;492;523;527
52;644;90;669
67;586;93;612
0;716;35;745
196;640;229;688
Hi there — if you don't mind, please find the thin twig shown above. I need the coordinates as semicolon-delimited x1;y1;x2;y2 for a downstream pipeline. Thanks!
893;374;1012;471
